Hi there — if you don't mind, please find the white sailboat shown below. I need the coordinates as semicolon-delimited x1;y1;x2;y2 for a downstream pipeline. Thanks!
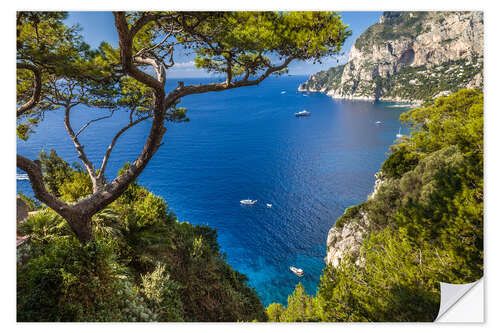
240;199;257;205
396;127;403;138
295;110;311;117
290;266;304;277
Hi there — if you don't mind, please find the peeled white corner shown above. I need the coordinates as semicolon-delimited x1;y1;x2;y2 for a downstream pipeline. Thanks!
435;278;484;322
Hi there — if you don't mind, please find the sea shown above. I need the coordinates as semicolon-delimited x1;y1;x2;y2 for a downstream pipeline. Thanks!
17;75;411;306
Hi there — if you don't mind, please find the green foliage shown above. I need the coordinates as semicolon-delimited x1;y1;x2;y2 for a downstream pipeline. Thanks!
401;89;483;157
16;12;105;139
182;12;350;75
318;228;444;321
18;209;72;244
17;191;41;211
377;58;483;102
266;302;285;322
59;169;93;202
38;150;74;197
355;12;428;51
37;149;93;201
334;202;367;229
276;283;321;322
303;64;345;91
17;236;153;322
140;263;184;321
381;145;420;178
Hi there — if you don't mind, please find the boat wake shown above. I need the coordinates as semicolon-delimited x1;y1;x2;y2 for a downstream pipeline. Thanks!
17;174;29;181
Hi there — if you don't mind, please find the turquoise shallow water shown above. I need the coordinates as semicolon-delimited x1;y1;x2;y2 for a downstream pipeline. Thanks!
17;75;411;306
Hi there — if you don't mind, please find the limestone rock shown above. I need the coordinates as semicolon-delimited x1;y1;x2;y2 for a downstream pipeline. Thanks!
300;11;483;102
325;172;387;268
326;210;369;268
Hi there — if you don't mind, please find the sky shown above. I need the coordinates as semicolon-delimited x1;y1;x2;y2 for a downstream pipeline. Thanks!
64;11;382;78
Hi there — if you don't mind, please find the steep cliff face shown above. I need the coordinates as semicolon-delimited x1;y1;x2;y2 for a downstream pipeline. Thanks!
299;11;483;102
325;172;384;268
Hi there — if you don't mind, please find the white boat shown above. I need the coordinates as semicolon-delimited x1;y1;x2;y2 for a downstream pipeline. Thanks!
281;91;287;94
396;127;403;138
375;121;382;124
290;266;304;277
240;199;257;205
295;110;311;117
266;203;272;208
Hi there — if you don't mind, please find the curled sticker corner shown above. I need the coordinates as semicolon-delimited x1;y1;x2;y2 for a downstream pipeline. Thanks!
435;278;483;322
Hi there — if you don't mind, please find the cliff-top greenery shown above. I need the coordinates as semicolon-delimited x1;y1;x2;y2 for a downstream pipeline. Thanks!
354;12;429;51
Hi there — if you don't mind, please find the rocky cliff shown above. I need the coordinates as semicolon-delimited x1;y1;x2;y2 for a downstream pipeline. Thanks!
299;11;483;102
326;172;384;268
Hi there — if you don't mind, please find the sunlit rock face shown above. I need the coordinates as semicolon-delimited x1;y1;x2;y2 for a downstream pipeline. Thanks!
300;11;483;103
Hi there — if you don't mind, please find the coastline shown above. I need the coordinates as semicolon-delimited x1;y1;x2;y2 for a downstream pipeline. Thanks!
297;85;422;105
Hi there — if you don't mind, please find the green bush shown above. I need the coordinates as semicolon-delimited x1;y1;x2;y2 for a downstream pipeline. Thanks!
277;283;321;322
17;236;152;321
317;228;443;322
266;303;285;322
17;191;41;211
381;145;420;178
140;263;184;321
18;209;72;244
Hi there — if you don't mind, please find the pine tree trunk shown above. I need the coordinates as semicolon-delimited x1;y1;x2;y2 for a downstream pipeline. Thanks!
65;214;94;244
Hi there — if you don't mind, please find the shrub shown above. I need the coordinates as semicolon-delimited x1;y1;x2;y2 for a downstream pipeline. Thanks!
266;303;285;322
141;263;184;321
381;145;420;178
17;236;152;321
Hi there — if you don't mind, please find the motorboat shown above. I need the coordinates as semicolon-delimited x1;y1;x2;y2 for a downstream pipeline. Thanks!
240;199;257;205
396;127;403;138
266;203;272;208
290;266;304;277
375;121;382;124
281;90;287;94
295;110;311;117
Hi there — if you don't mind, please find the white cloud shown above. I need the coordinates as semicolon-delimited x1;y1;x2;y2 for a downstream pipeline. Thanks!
172;61;196;69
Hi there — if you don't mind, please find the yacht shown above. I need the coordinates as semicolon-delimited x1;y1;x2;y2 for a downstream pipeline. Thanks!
266;203;272;208
295;110;311;117
290;266;304;277
396;127;403;138
240;199;257;205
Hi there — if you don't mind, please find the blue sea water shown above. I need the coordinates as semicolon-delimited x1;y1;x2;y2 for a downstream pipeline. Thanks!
17;75;411;306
